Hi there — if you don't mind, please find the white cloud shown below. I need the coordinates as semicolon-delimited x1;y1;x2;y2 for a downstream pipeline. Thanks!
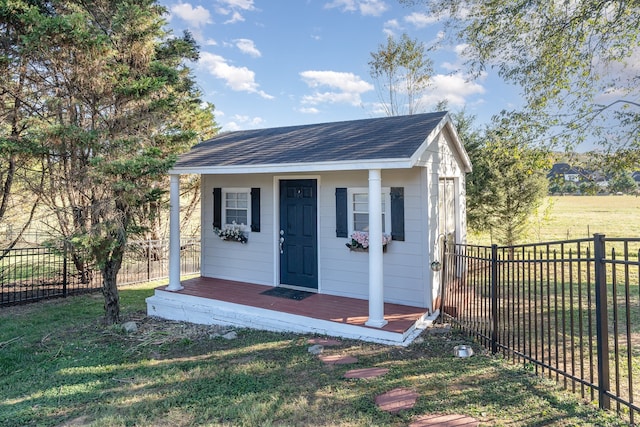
325;0;356;12
301;71;373;93
234;39;261;57
369;101;388;116
595;87;632;105
300;70;373;106
418;73;486;108
441;44;471;71
324;0;388;16
219;0;254;10
215;0;255;24
170;3;213;27
454;43;469;56
199;52;273;99
404;12;439;28
223;114;266;131
441;61;459;72
299;107;320;114
596;45;640;89
383;19;401;37
224;11;244;24
359;0;388;16
223;122;241;131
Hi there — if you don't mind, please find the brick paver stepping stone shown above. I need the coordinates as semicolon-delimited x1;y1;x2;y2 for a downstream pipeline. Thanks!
375;387;419;413
409;414;479;426
308;338;342;346
344;367;389;379
318;354;358;365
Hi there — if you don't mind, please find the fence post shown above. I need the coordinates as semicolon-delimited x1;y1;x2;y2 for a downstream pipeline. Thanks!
147;239;152;282
438;237;447;324
491;244;499;354
62;242;68;298
594;233;610;410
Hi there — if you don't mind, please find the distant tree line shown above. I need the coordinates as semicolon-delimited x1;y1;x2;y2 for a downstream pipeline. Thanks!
547;157;639;195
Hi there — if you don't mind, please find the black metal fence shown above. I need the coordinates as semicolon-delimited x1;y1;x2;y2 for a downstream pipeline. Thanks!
0;238;200;306
442;234;640;424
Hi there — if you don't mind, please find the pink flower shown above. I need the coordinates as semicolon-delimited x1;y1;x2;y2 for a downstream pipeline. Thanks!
349;231;391;249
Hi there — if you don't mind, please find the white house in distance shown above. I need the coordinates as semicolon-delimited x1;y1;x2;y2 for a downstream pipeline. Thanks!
146;112;472;345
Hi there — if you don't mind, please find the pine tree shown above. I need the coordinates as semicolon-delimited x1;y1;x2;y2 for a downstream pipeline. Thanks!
5;0;217;323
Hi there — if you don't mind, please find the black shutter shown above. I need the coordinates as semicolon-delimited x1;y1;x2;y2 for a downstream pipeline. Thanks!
213;187;222;229
390;187;405;241
335;187;348;238
250;188;260;232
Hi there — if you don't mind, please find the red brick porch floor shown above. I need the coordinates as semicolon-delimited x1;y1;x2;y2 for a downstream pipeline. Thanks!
158;276;428;335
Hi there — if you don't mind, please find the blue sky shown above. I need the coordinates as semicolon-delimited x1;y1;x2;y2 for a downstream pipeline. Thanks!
159;0;523;133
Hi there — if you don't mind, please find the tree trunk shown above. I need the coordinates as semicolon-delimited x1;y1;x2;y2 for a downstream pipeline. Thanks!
101;255;122;325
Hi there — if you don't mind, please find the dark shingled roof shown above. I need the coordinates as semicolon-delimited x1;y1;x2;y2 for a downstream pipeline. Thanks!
174;112;449;169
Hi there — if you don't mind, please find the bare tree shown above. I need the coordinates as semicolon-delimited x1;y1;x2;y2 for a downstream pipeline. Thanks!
369;33;433;116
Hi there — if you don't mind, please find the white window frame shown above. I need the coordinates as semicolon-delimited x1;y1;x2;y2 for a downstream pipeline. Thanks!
347;187;391;236
222;188;251;231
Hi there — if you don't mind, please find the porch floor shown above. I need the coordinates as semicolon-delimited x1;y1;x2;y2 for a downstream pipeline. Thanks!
146;277;434;345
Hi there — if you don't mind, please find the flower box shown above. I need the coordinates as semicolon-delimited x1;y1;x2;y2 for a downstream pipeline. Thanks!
346;244;388;253
214;222;248;244
346;231;390;252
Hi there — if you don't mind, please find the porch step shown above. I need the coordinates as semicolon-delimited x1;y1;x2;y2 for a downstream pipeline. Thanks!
146;288;433;346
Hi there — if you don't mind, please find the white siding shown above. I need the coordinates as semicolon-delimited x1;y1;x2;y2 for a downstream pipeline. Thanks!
415;126;468;309
318;169;430;307
201;174;275;285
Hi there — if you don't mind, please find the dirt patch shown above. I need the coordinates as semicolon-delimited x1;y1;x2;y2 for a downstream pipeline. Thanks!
110;313;234;358
124;313;231;340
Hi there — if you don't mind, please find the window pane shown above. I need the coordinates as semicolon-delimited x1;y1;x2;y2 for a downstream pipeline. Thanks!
224;192;249;226
353;202;368;212
228;193;247;209
226;209;247;225
354;213;368;231
353;193;368;214
350;191;388;233
225;193;237;208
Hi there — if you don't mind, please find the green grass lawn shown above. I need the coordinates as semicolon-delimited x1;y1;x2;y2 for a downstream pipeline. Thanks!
0;281;627;426
470;195;640;245
2;196;638;426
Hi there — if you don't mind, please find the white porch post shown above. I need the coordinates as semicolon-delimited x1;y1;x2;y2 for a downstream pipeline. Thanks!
365;169;387;328
167;174;183;291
